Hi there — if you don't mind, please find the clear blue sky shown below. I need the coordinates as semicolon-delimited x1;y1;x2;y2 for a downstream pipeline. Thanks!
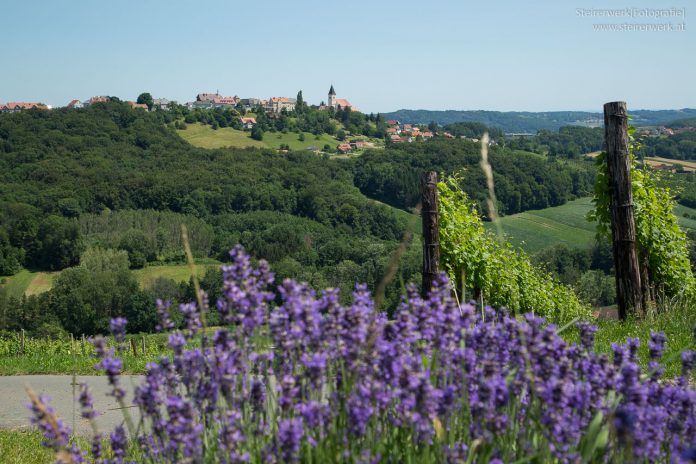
1;0;693;113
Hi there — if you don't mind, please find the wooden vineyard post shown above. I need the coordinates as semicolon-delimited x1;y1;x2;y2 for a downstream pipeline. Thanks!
421;171;440;296
603;101;643;319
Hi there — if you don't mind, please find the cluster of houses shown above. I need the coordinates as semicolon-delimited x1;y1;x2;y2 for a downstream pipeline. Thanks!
385;120;438;143
65;96;159;110
185;85;357;115
0;102;50;113
185;93;301;113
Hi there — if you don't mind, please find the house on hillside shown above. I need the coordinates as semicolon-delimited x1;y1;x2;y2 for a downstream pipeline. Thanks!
421;131;434;139
336;143;352;154
84;96;109;106
153;98;175;110
66;99;83;109
267;97;297;113
239;98;261;110
389;134;403;143
0;102;49;112
350;140;367;149
386;119;400;126
240;117;256;129
386;127;399;135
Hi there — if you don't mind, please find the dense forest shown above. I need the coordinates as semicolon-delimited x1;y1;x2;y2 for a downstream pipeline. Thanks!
0;103;602;336
351;139;595;216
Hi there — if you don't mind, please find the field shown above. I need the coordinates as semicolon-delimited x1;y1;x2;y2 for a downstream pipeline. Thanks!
177;123;348;151
0;263;219;299
175;123;265;149
488;197;696;253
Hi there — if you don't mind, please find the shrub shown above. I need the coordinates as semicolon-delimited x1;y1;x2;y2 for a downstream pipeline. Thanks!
438;175;591;323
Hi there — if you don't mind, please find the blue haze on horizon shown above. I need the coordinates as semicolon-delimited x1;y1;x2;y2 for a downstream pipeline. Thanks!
0;0;694;114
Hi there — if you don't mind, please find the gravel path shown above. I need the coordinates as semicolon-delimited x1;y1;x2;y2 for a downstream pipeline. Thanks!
0;375;142;436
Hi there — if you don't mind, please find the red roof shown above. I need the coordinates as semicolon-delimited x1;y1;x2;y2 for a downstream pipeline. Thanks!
240;117;256;124
2;102;48;110
386;119;399;126
390;134;402;142
386;128;397;134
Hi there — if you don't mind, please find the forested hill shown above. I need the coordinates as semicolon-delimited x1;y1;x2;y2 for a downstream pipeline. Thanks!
381;109;696;132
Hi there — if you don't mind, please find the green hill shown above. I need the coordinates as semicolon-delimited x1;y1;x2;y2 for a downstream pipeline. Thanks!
487;197;696;253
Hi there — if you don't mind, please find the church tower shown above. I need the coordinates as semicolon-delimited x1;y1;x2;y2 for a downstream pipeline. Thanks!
328;84;336;108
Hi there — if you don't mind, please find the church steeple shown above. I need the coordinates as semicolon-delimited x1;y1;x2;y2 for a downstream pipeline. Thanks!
328;84;337;108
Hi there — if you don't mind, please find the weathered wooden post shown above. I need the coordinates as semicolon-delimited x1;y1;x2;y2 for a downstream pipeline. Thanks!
603;101;643;319
141;336;146;355
420;171;440;295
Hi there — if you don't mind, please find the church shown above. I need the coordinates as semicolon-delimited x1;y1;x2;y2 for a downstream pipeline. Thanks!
324;85;359;112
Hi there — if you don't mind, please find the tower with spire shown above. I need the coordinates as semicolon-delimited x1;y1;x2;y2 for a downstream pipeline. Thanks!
328;84;336;108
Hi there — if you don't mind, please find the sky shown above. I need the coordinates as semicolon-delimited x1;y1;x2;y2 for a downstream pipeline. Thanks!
1;0;694;113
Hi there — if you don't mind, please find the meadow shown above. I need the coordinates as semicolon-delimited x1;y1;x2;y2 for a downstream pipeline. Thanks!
487;196;696;253
0;263;217;300
177;123;348;151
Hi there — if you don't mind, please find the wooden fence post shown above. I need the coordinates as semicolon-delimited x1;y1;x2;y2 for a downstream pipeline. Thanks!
603;101;643;319
20;329;25;355
141;336;146;355
420;171;440;296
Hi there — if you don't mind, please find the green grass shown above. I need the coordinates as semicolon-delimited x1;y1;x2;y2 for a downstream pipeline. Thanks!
0;262;221;299
486;198;597;253
177;123;266;149
263;131;340;151
131;263;218;289
177;123;343;151
0;430;54;464
570;298;696;379
177;122;383;153
488;197;696;254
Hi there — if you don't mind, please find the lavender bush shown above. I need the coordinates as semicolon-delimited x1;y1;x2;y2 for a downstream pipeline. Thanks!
28;246;696;463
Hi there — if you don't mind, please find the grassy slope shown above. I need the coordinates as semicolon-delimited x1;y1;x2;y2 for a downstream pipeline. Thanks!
1;263;220;299
487;197;696;254
177;123;342;151
176;123;265;149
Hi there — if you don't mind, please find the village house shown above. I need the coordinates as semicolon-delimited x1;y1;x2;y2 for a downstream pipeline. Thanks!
336;143;352;154
153;98;176;110
0;102;49;113
386;119;400;126
389;134;403;143
84;96;109;106
267;97;297;113
239;98;261;110
386;127;399;135
350;140;367;149
66;99;83;109
421;131;434;139
240;117;256;129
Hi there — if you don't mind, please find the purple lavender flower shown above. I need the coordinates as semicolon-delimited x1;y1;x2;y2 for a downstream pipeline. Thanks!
277;418;304;462
78;383;98;420
155;299;175;332
110;317;128;344
648;331;667;361
576;321;597;351
110;424;128;463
